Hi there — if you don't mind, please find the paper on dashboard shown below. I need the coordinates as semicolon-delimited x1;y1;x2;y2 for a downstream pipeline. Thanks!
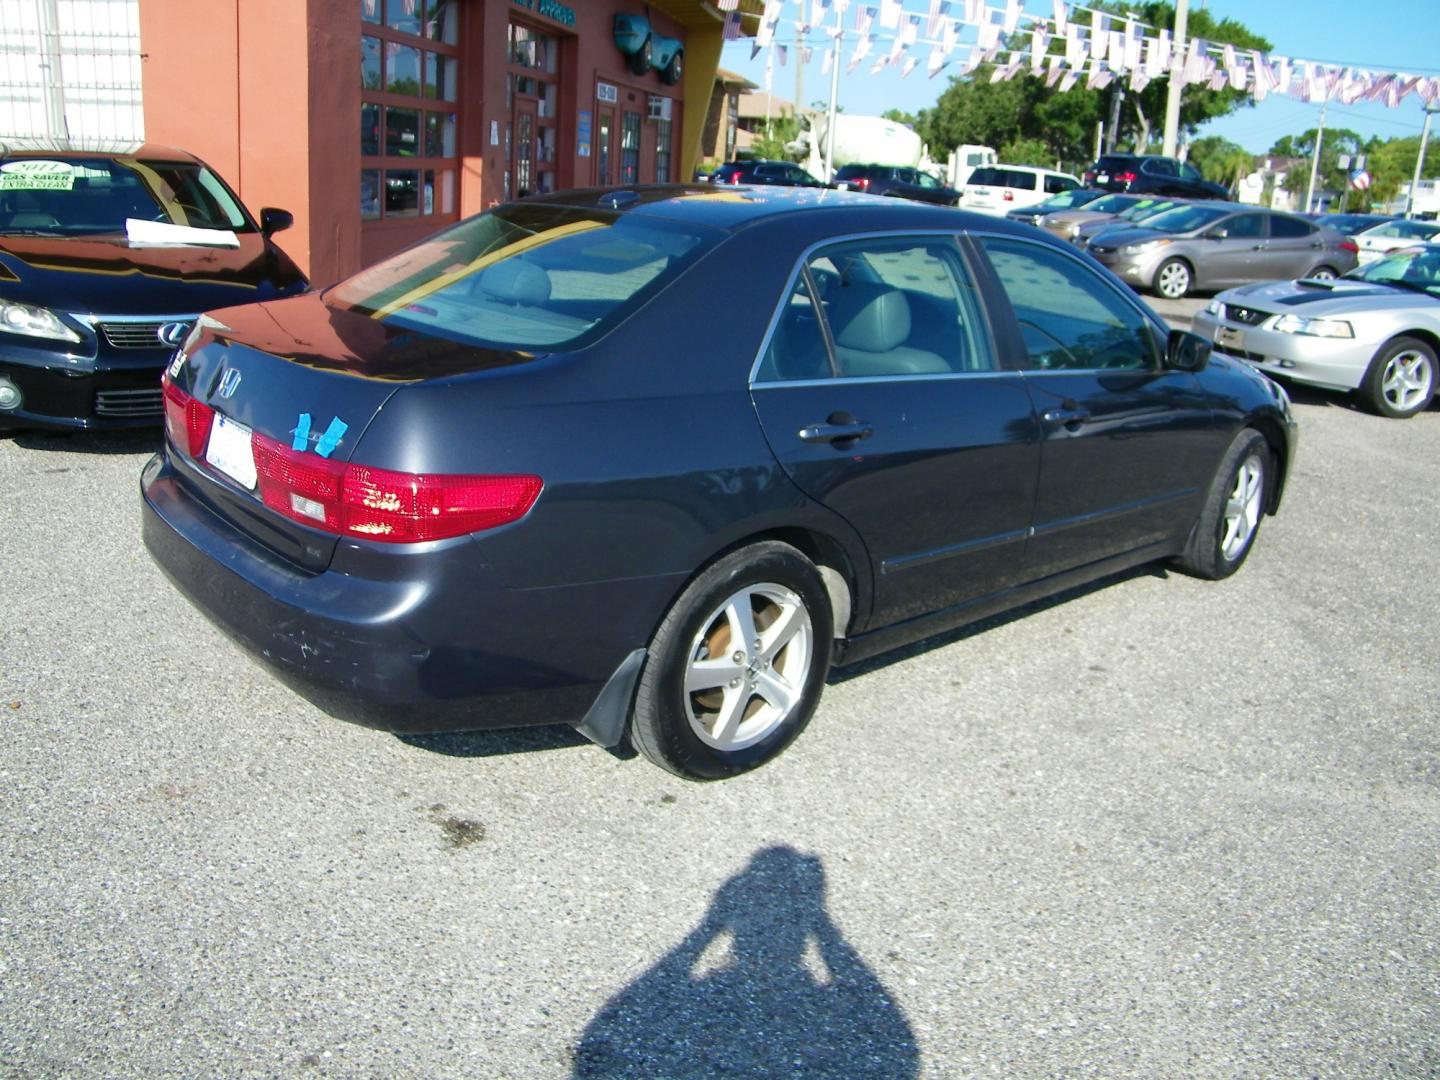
125;217;240;248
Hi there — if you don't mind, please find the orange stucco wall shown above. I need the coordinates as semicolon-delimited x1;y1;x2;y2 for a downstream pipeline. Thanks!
141;1;713;285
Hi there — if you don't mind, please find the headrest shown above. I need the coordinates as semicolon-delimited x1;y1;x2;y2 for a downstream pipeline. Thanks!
475;260;551;305
834;286;911;353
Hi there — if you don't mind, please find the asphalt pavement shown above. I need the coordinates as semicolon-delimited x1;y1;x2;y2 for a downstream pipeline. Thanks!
2;339;1437;1078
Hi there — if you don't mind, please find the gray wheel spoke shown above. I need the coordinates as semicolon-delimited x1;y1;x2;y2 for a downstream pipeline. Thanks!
753;669;799;714
723;597;759;662
709;686;749;745
1220;455;1263;561
686;657;745;693
759;602;806;662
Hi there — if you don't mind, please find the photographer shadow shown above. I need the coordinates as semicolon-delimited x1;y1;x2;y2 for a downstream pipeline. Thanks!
572;845;919;1079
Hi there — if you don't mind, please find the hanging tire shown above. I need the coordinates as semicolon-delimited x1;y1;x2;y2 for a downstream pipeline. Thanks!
1174;428;1270;580
1153;258;1192;299
661;50;683;86
627;35;652;76
629;541;833;780
1359;335;1436;419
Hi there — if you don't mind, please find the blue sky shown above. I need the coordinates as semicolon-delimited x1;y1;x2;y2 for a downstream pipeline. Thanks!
720;0;1440;155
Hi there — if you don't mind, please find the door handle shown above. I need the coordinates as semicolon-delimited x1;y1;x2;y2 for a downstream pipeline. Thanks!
799;420;873;443
1042;407;1090;427
1250;243;1267;250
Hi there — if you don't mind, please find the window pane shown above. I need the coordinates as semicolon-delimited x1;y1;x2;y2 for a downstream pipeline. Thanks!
424;113;456;157
439;169;455;213
361;103;381;156
425;0;459;43
362;36;381;89
361;169;381;220
423;169;434;214
983;238;1154;371
361;0;380;24
386;0;421;35
386;107;420;157
385;170;420;216
424;52;457;101
759;275;831;381
386;42;421;94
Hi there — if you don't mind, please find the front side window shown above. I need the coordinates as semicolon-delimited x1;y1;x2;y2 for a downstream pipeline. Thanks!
758;237;993;381
1224;214;1266;239
982;237;1156;372
328;204;720;350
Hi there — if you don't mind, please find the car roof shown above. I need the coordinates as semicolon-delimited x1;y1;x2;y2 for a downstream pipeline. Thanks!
522;184;1039;235
0;139;203;163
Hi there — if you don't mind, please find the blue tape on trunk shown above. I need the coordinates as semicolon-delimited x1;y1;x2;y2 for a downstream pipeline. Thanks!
291;412;312;451
315;416;348;459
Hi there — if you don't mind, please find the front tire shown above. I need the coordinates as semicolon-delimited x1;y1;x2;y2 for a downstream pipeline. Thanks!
629;541;833;780
1360;335;1436;419
1174;429;1270;580
627;36;652;76
1153;258;1192;299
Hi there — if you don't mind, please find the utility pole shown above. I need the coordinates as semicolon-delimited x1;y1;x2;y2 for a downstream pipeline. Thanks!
1305;101;1327;214
823;33;841;182
1405;101;1439;218
1161;0;1189;158
1105;84;1125;154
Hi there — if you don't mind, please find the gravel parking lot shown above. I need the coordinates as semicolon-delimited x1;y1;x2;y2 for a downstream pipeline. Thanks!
3;318;1438;1077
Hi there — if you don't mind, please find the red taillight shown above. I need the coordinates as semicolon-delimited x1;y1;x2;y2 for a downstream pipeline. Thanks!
251;432;542;543
1003;190;1014;201
1084;171;1095;184
857;178;870;190
729;174;741;184
1340;240;1359;253
1116;171;1137;184
161;374;215;459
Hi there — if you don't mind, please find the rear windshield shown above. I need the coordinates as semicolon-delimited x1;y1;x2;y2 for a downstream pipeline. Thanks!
0;155;254;236
326;202;721;351
969;167;1038;190
1085;193;1142;214
1094;156;1139;172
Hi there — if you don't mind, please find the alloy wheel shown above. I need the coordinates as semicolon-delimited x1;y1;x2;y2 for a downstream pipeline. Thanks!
683;583;814;751
1157;261;1190;299
1221;453;1265;562
1381;348;1434;413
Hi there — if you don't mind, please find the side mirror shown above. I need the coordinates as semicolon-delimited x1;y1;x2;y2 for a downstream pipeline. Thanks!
259;207;294;236
1166;328;1212;372
1204;226;1229;240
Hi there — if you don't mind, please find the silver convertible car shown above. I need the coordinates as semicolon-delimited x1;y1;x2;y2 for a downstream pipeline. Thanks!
1192;244;1439;418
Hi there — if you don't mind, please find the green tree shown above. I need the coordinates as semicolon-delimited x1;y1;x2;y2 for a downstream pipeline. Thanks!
751;112;803;162
881;108;917;128
1365;135;1440;208
999;137;1054;167
913;3;1270;169
1273;127;1365;207
1187;135;1254;191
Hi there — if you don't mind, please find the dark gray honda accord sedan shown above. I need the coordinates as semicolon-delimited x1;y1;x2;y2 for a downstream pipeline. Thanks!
142;185;1296;779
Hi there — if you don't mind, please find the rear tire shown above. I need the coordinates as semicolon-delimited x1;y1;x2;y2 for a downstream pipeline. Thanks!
1306;265;1338;281
629;541;833;780
1174;429;1270;580
627;36;652;76
1360;335;1436;419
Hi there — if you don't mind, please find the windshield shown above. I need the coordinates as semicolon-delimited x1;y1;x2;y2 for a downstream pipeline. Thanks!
1086;194;1141;215
327;202;721;350
1034;189;1100;212
0;156;253;235
1343;246;1440;297
1140;204;1227;233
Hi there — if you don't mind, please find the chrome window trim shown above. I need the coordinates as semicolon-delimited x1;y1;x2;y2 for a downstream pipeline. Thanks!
746;228;1002;387
969;229;1170;372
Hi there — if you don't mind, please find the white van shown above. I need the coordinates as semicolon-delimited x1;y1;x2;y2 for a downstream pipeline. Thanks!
959;165;1081;216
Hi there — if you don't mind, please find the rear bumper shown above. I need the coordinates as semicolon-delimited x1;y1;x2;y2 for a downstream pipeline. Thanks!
141;452;667;734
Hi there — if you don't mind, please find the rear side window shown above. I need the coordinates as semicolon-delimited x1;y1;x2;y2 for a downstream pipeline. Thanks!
327;203;721;351
1006;170;1038;190
758;237;994;381
1269;216;1315;239
1044;175;1076;194
968;167;1004;187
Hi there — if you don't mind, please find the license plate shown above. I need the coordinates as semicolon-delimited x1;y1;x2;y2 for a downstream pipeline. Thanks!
205;413;257;489
1215;326;1244;351
1097;173;1109;183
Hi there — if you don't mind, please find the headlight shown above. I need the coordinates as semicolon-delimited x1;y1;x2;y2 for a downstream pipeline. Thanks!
0;300;81;343
1068;223;1080;237
1205;299;1223;316
1270;313;1353;338
1119;238;1171;254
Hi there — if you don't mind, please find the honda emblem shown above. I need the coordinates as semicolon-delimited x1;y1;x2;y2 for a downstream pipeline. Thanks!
217;368;243;399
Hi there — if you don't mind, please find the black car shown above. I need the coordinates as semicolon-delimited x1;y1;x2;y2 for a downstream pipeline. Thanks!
0;142;307;432
711;160;828;188
834;164;960;206
1082;154;1229;199
142;186;1295;779
1314;212;1398;236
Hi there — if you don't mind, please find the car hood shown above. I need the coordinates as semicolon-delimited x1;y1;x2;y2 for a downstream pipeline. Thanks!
1088;226;1173;248
1047;210;1114;228
1218;278;1437;315
0;232;307;316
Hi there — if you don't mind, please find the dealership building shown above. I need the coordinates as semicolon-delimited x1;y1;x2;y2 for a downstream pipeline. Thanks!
1;0;755;284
